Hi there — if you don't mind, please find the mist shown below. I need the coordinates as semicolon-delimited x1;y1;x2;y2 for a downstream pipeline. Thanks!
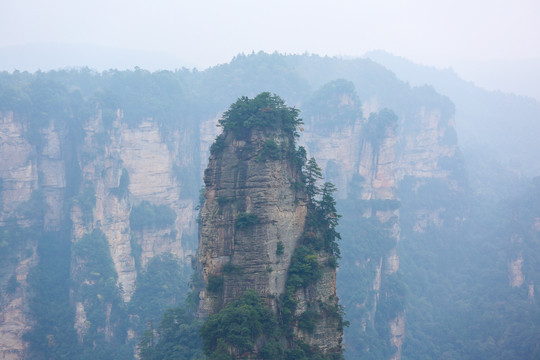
1;0;539;98
1;1;540;360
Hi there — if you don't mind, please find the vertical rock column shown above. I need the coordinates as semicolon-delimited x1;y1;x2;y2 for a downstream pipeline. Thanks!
0;112;39;360
198;93;344;358
198;128;307;315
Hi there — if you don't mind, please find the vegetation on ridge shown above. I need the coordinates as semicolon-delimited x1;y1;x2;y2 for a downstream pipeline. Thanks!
218;92;303;140
139;93;344;360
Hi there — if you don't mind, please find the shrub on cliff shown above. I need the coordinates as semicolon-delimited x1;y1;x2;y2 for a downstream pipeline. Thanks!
218;92;303;140
235;212;259;229
130;201;176;230
201;289;280;359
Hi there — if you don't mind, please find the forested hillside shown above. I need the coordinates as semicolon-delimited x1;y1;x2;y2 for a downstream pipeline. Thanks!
0;52;539;360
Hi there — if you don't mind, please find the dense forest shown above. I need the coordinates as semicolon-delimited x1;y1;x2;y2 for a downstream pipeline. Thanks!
0;52;539;359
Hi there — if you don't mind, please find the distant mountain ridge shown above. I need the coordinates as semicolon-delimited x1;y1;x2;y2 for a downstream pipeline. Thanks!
0;43;188;72
365;50;540;178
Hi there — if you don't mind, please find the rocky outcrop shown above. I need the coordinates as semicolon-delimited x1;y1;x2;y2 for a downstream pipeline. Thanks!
38;123;67;231
0;242;38;360
508;253;525;288
300;79;463;359
0;112;38;225
505;179;540;298
302;84;404;358
0;112;42;359
2;103;201;356
69;109;199;352
199;128;307;315
0;55;469;359
198;94;343;357
72;111;198;300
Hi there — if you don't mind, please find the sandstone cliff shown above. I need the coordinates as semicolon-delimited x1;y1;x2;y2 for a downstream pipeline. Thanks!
198;93;343;358
0;54;475;360
199;127;307;315
300;79;463;360
0;112;57;360
70;108;199;350
0;103;200;358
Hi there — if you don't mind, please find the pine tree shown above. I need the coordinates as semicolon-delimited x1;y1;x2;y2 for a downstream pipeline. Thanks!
304;157;322;202
319;182;342;259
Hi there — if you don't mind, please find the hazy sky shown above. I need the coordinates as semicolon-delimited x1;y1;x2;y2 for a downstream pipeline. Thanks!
0;0;539;97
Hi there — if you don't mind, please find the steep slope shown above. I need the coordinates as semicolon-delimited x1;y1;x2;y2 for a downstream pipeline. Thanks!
0;73;200;358
297;74;464;359
365;50;540;179
198;93;343;359
1;52;533;360
0;111;70;360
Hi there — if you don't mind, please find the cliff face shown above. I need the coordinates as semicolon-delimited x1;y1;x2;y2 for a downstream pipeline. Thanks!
505;178;540;298
0;112;59;359
70;110;199;349
199;128;307;314
0;106;200;358
198;93;343;358
0;55;477;359
74;112;196;301
0;112;38;225
301;80;463;360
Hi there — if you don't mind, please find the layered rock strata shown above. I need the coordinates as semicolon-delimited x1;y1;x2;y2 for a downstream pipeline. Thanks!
199;128;307;314
198;95;343;357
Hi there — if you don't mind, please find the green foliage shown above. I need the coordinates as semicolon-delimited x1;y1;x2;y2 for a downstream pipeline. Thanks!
283;341;343;360
0;82;31;113
223;262;243;274
0;224;37;268
201;289;281;358
217;196;234;206
2;76;90;149
210;134;226;156
129;253;189;334
276;241;284;256
304;157;323;201
294;146;307;167
71;230;128;357
260;339;285;359
24;232;78;359
364;108;398;149
355;216;396;261
207;275;224;293
97;68;189;129
257;138;282;161
397;176;540;360
276;158;343;354
303;79;362;131
196;187;206;225
287;245;321;290
29;78;72;124
327;256;338;269
235;212;259;229
298;310;318;333
279;243;325;339
71;186;96;223
336;190;403;359
17;189;45;221
218;92;303;141
318;182;342;259
138;307;203;360
130;201;176;230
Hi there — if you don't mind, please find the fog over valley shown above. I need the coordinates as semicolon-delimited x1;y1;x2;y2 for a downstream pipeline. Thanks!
0;1;539;360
